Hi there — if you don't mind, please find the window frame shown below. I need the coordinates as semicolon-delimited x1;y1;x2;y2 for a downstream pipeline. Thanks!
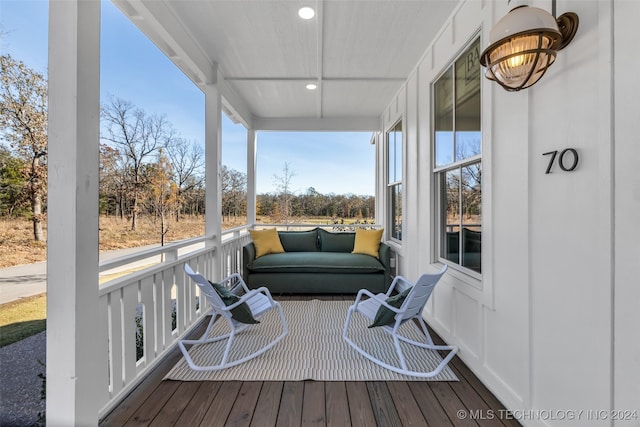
386;119;403;243
432;36;482;279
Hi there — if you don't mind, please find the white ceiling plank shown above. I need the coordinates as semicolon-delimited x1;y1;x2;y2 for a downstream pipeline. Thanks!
114;0;459;128
253;117;380;132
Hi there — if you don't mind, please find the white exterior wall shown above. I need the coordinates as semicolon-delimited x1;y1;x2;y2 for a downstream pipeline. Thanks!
613;1;640;423
379;1;640;425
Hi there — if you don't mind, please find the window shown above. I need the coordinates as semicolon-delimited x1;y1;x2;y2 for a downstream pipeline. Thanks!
387;121;403;241
433;37;481;274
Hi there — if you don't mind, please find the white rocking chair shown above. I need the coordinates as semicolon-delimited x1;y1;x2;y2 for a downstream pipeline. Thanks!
342;265;457;378
179;264;288;371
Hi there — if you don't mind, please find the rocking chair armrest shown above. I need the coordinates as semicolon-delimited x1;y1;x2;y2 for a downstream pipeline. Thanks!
218;273;251;294
250;286;276;301
352;289;400;314
385;275;413;297
353;288;402;314
353;288;377;305
222;287;275;311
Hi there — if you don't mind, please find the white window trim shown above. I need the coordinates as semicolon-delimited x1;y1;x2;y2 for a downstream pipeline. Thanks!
386;119;404;245
431;35;484;288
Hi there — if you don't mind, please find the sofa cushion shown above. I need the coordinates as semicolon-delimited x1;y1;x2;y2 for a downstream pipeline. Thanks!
249;228;285;258
248;252;385;274
352;228;384;258
278;229;319;252
318;229;355;252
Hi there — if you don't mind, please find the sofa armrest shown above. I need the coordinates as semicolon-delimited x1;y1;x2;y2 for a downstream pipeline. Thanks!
242;242;256;281
379;242;392;287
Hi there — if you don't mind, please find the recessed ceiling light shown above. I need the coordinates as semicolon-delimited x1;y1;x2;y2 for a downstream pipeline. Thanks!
298;7;315;20
306;83;317;90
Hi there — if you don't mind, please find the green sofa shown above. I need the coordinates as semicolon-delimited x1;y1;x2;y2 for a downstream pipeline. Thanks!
242;228;391;294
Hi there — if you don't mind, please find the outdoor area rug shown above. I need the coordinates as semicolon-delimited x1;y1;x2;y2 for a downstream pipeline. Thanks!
165;299;458;382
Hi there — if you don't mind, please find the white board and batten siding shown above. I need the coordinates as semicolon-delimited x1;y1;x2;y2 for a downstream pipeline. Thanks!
377;1;640;425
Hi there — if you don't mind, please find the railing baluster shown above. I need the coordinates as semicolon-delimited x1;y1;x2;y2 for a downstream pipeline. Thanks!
139;276;154;366
121;284;138;387
97;294;110;405
109;289;124;398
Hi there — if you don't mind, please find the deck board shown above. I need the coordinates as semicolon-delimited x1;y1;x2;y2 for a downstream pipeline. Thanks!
430;382;479;427
100;294;521;427
386;381;429;426
325;381;351;427
301;381;326;426
345;381;377;427
123;380;181;427
251;382;284;427
366;381;403;427
276;381;304;426
410;382;455;426
174;382;223;426
147;381;202;427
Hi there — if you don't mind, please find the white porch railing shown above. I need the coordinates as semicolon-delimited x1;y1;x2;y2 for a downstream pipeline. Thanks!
97;234;217;417
97;223;381;417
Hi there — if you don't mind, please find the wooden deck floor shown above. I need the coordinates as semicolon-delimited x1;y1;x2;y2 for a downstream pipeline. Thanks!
100;295;521;427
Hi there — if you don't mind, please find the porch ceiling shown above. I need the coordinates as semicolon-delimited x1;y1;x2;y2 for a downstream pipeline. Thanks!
112;0;458;131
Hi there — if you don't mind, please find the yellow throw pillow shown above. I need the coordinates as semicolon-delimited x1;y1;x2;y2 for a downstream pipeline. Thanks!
352;228;383;258
249;228;285;258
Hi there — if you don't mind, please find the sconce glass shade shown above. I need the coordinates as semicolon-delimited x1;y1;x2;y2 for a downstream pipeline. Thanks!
480;5;578;91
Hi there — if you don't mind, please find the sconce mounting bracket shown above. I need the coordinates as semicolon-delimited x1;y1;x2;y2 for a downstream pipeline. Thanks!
556;12;579;50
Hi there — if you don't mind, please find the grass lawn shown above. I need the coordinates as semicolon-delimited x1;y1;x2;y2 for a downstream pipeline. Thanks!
0;267;159;348
0;294;47;348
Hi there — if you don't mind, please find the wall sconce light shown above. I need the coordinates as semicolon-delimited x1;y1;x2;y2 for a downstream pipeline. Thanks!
479;1;578;91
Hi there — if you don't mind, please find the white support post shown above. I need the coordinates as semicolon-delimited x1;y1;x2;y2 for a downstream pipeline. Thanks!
47;1;101;425
246;129;257;226
204;70;223;280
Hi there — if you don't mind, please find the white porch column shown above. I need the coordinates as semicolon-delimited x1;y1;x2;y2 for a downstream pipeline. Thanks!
246;129;257;226
47;1;101;425
204;72;223;279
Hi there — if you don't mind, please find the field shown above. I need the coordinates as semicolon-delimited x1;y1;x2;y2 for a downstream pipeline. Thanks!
0;215;207;346
0;215;211;269
0;219;48;268
0;215;374;269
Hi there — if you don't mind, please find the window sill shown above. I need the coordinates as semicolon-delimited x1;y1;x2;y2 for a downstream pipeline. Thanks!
442;262;482;290
436;260;494;310
385;239;403;252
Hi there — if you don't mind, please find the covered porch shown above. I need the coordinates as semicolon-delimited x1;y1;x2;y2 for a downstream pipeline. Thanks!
48;0;461;423
46;0;639;426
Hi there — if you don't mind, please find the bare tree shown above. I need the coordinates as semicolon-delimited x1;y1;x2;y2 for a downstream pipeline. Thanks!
145;149;177;245
221;165;247;221
166;138;203;222
272;162;296;223
0;54;47;241
99;143;129;217
101;96;176;230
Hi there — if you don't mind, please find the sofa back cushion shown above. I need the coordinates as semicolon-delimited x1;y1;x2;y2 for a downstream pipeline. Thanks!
318;229;355;252
278;229;319;252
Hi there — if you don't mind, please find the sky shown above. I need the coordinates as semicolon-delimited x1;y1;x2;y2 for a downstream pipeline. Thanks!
0;0;376;196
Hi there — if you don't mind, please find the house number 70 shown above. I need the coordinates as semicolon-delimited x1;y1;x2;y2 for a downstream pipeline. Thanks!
542;148;579;174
